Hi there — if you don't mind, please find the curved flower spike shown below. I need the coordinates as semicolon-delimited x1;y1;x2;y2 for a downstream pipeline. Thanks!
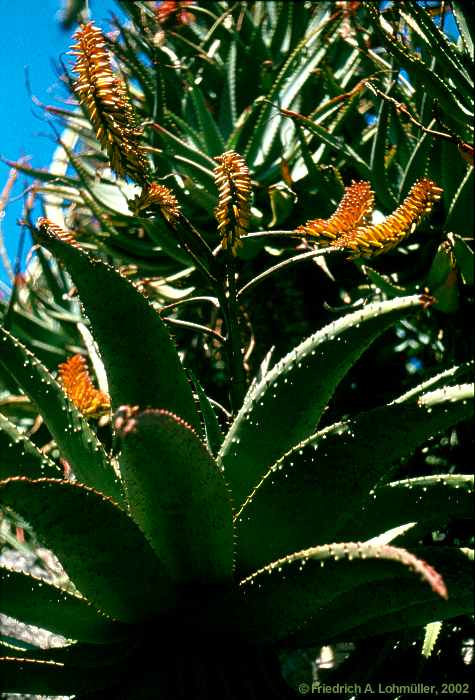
297;180;374;244
130;182;181;224
58;354;110;419
214;151;252;256
70;21;150;183
338;178;443;258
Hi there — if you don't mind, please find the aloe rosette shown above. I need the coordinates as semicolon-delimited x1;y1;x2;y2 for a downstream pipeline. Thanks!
0;224;473;698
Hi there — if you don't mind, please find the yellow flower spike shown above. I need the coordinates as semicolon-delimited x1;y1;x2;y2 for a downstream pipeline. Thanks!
130;182;181;224
58;354;110;419
70;21;150;183
297;180;375;244
338;178;443;258
37;217;80;248
213;151;252;256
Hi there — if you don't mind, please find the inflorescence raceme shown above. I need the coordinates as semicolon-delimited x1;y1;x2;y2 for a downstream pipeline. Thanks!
130;182;181;224
58;354;110;418
70;21;150;183
214;151;252;256
298;178;443;258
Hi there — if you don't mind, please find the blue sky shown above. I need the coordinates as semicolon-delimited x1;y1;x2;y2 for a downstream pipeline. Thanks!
0;0;123;287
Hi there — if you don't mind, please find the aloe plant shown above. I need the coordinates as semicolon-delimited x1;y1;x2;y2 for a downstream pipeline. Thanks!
0;1;473;694
0;221;472;698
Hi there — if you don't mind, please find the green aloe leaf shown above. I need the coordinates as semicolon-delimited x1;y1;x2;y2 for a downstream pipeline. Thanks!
152;123;217;190
337;474;473;544
282;548;473;646
359;264;410;298
0;413;59;480
370;94;398;209
0;157;80;187
35;224;199;430
279;107;371;179
0;328;121;502
0;304;71;366
364;3;471;132
393;363;473;402
0;654;124;696
445;167;474;236
244;11;342;170
452;1;474;57
118;409;233;585
237;542;448;643
399;129;433;198
450;233;474;286
189;371;224;456
399;3;473;97
190;85;226;156
235;383;473;574
219;40;237;138
0;568;125;644
0;478;175;623
219;294;426;509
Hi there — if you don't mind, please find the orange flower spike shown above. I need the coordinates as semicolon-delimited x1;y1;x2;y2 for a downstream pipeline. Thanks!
214;151;252;256
130;182;181;224
58;355;110;418
297;180;375;245
70;21;150;183
338;178;443;258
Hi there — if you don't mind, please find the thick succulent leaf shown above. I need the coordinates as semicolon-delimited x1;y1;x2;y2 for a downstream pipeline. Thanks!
282;548;473;647
392;363;473;402
445;167;474;236
0;568;124;644
0;156;79;187
245;11;341;170
0;478;175;623
369;93;397;209
118;409;233;584
337;474;473;543
280;107;371;179
0;653;124;695
452;1;474;57
0;413;59;480
190;85;226;156
364;3;471;133
0;328;121;502
152;123;217;190
0;638;129;663
219;294;426;509
189;371;224;455
235;383;473;574
450;233;474;286
35;224;199;430
0;304;71;368
237;542;447;644
399;3;473;95
400;130;433;198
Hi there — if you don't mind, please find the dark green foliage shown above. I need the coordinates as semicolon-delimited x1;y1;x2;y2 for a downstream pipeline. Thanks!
0;1;473;697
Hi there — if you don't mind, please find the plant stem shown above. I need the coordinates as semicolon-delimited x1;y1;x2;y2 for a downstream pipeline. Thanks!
219;260;247;414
